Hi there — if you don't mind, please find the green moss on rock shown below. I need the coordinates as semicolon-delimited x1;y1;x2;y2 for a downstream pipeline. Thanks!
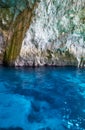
4;2;38;65
0;8;13;30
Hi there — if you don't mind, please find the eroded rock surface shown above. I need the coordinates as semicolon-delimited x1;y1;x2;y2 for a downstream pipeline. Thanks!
0;0;85;67
15;0;85;67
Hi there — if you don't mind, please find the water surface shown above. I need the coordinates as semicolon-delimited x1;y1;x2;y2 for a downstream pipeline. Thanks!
0;66;85;130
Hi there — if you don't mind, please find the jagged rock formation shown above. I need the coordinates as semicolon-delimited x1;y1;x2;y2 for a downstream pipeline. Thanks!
0;0;85;67
66;34;85;67
4;3;38;66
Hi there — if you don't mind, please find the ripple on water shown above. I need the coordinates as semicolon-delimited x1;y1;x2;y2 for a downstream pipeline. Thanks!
0;67;85;130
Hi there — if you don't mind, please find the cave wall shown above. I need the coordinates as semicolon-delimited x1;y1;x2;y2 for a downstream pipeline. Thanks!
0;0;85;67
15;0;85;67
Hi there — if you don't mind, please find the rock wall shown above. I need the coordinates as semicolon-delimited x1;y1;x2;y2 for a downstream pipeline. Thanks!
15;0;85;67
3;1;38;66
0;0;85;67
66;34;85;67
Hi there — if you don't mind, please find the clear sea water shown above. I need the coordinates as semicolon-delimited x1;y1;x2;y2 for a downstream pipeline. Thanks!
0;66;85;130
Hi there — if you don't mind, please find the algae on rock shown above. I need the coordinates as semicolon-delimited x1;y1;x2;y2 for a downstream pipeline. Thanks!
4;1;38;65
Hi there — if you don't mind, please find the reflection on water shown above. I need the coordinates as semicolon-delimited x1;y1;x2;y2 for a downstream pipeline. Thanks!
0;67;85;130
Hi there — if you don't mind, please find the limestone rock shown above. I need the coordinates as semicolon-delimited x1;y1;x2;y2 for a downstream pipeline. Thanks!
1;0;85;67
15;0;85;67
66;34;85;67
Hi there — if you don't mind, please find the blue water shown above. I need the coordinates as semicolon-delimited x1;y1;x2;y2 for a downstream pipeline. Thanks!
0;67;85;130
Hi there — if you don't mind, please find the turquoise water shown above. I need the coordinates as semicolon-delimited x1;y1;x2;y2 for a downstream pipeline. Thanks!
0;67;85;130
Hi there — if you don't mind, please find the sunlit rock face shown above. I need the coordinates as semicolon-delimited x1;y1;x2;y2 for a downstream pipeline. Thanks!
66;34;85;67
14;0;85;67
0;33;6;64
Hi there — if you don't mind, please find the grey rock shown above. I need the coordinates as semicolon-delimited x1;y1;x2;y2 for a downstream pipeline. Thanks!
15;0;85;67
